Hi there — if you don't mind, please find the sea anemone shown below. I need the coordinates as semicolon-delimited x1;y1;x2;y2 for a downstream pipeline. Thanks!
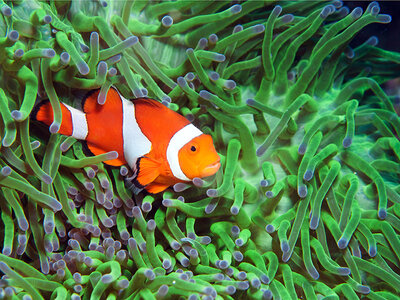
0;0;399;299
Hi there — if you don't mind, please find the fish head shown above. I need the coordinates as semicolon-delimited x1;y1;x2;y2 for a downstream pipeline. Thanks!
178;134;220;180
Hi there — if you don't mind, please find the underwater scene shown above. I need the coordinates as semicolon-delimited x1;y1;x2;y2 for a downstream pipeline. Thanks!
0;0;400;299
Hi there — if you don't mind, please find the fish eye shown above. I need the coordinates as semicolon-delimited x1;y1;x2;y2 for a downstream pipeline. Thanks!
190;146;197;152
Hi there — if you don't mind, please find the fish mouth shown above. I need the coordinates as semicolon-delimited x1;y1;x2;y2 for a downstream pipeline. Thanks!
200;161;221;178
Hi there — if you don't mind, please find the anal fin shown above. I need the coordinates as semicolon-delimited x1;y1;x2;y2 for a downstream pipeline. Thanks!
145;182;170;194
86;142;126;166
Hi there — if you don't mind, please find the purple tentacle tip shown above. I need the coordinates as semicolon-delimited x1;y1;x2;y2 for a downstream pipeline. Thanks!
206;189;218;197
162;15;173;27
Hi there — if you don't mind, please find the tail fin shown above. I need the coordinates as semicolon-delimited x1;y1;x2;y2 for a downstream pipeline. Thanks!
32;101;74;136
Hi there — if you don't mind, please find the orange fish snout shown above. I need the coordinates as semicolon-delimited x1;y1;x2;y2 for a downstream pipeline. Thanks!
178;134;220;181
199;160;221;178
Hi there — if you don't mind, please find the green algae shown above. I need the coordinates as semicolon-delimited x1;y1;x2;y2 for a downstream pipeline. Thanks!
0;0;399;299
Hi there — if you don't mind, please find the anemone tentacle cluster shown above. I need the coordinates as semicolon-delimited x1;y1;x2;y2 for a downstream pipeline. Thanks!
0;0;399;299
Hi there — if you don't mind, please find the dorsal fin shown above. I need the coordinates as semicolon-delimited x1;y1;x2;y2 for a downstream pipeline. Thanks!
82;87;123;114
135;98;167;109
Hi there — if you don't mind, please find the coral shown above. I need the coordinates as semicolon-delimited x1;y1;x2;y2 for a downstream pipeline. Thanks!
0;0;400;299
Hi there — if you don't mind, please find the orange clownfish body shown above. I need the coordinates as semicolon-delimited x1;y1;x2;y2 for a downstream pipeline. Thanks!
33;87;221;194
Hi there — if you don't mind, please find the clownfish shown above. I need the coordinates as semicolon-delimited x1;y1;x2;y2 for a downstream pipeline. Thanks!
32;87;221;194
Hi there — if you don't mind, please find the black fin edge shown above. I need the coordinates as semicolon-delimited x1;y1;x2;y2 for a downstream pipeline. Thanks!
131;157;145;189
81;140;95;157
81;88;101;113
125;157;158;195
142;189;156;196
82;85;157;109
30;99;50;121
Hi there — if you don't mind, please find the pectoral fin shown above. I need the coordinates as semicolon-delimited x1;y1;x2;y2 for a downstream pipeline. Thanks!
135;157;160;187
